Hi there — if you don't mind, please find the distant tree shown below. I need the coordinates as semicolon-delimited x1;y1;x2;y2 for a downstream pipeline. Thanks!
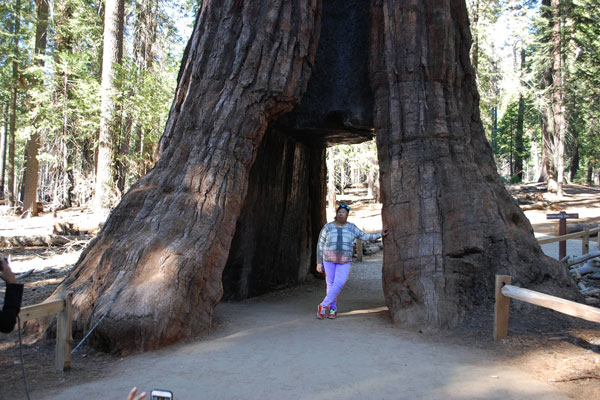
7;0;22;206
95;0;125;212
21;0;49;216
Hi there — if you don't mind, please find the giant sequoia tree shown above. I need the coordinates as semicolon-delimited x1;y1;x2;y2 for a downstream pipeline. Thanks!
47;0;573;353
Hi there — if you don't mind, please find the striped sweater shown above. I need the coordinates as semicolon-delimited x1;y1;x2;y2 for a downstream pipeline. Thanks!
316;222;381;264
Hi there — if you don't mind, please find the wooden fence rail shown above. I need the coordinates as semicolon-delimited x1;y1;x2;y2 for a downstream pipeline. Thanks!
19;292;73;371
494;275;600;341
537;226;600;258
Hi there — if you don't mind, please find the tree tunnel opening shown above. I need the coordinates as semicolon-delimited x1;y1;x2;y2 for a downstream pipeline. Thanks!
221;137;384;302
221;0;382;302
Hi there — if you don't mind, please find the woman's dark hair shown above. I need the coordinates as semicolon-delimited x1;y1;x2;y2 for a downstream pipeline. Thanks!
336;204;350;213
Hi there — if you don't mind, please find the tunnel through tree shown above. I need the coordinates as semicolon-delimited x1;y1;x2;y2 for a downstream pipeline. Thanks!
46;0;574;354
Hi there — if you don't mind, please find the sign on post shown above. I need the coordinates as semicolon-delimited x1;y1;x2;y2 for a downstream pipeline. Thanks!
546;211;579;259
546;213;579;220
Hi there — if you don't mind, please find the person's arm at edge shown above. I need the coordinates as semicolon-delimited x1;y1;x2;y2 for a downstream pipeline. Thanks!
1;259;24;333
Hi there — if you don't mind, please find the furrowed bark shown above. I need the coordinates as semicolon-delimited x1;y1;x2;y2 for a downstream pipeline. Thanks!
369;0;574;329
47;0;321;353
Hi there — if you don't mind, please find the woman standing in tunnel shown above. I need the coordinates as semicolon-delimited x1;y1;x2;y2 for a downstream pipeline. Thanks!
316;204;388;319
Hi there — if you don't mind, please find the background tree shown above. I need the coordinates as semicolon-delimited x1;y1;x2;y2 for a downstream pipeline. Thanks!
95;0;125;212
21;0;49;216
0;0;186;211
7;0;22;206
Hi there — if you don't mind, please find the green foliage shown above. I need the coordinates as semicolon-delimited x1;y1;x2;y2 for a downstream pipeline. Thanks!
0;0;188;206
330;140;378;194
469;0;600;184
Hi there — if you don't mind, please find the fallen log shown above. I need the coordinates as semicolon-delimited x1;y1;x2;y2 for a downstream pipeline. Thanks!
0;234;93;249
567;251;600;267
570;264;600;276
520;201;547;211
582;288;600;296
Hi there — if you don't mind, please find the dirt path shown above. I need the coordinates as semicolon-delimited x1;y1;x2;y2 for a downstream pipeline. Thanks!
2;184;600;399
34;254;570;400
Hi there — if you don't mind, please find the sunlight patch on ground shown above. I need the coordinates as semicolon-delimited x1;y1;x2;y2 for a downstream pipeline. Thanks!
338;306;388;317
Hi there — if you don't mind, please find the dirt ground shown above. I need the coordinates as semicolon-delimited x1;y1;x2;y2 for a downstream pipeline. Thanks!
1;184;599;399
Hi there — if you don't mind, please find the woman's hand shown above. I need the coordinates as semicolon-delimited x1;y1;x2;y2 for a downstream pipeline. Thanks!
316;263;323;273
382;228;390;238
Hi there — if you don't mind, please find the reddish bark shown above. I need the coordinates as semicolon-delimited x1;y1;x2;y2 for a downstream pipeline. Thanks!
369;0;573;328
49;0;321;353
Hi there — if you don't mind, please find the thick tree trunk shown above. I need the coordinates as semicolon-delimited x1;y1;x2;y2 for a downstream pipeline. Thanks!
22;0;50;217
44;0;579;354
370;0;573;329
95;0;125;212
48;1;321;353
539;107;558;189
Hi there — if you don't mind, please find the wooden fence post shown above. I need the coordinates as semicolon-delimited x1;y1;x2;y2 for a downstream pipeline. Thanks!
582;229;590;255
55;291;73;371
356;239;363;262
494;275;512;341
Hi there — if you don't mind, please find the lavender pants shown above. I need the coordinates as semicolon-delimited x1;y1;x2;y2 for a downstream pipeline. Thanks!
320;261;351;311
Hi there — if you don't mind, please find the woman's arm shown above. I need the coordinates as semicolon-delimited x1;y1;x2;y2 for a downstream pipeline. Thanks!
353;224;389;241
316;224;328;266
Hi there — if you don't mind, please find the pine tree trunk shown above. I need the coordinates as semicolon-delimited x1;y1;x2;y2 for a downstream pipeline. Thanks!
49;0;321;353
514;50;525;182
95;0;125;212
327;147;336;209
470;0;479;75
514;94;525;182
551;0;566;196
569;143;578;183
370;0;572;329
7;0;21;206
22;0;49;217
1;102;8;199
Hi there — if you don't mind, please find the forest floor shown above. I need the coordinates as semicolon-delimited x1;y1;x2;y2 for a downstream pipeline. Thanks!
0;183;599;399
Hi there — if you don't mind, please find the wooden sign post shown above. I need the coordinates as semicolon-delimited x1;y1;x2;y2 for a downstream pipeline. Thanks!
546;211;579;259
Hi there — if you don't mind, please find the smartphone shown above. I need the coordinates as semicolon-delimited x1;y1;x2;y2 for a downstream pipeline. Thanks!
151;389;173;400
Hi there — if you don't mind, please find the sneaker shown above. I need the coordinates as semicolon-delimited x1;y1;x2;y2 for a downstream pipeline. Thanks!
317;304;328;319
328;309;337;319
